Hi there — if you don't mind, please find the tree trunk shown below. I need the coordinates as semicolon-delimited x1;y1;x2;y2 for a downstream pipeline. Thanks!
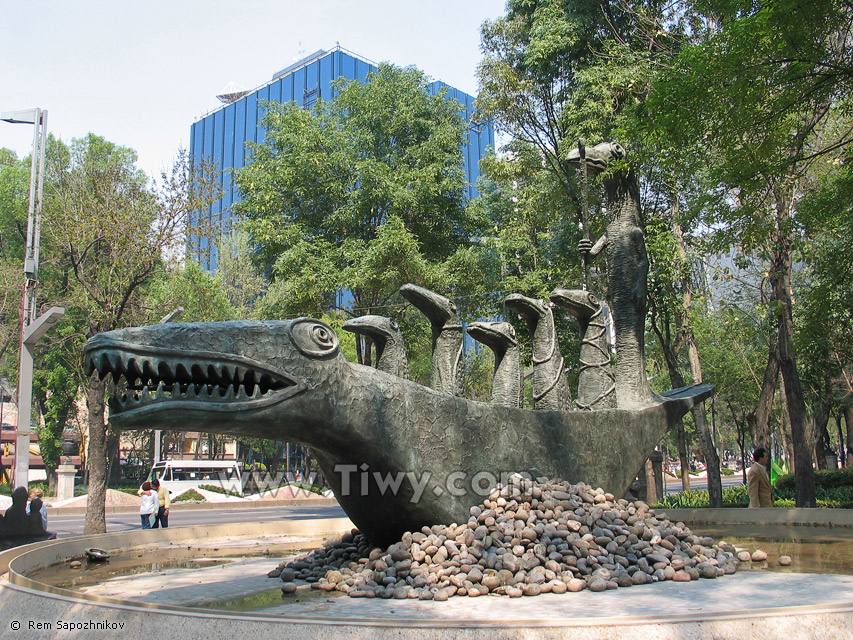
83;372;108;535
106;431;122;484
747;339;780;452
644;458;657;503
844;406;853;467
811;379;832;470
676;419;691;491
779;400;794;473
773;189;815;507
835;413;844;468
673;219;722;507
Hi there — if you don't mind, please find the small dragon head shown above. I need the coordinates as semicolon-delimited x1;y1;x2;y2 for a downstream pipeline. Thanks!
565;141;626;175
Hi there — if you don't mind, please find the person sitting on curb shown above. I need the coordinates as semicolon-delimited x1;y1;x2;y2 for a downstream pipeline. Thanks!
26;487;48;531
747;447;773;508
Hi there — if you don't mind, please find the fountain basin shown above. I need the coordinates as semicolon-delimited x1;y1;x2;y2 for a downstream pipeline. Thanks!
1;512;852;639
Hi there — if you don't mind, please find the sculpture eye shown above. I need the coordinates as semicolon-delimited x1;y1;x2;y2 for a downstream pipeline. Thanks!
611;143;626;158
290;319;340;357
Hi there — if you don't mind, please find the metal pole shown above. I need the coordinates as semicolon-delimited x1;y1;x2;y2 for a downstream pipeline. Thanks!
13;109;49;487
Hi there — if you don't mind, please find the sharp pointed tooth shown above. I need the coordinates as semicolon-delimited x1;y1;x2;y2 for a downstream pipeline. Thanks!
176;363;190;382
236;385;250;400
222;386;235;401
143;361;158;381
235;366;247;383
191;363;205;380
251;385;262;399
98;354;112;380
155;382;165;399
111;370;122;384
171;382;181;398
158;361;173;380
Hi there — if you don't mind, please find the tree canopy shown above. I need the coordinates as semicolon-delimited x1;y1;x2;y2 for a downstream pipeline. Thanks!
235;63;484;320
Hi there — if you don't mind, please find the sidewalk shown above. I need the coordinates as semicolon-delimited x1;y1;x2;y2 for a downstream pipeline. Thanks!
1;489;338;515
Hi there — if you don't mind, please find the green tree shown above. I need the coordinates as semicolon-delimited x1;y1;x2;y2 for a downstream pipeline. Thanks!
235;64;479;322
44;135;221;533
645;0;853;506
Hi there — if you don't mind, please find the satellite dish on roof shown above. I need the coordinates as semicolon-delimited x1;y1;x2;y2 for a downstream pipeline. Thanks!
216;81;249;104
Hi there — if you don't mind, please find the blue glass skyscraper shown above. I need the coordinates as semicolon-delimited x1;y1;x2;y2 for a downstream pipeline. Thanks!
188;45;494;271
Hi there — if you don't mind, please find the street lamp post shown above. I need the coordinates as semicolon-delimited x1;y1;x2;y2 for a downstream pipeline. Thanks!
2;107;65;488
17;307;65;486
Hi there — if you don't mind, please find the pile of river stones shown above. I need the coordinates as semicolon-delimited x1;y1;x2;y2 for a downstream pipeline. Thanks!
269;474;740;599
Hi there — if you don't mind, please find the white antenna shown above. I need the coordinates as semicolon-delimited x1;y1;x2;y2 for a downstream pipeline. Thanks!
294;41;305;61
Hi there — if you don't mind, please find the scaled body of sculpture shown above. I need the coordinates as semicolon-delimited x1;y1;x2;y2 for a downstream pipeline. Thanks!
83;143;711;545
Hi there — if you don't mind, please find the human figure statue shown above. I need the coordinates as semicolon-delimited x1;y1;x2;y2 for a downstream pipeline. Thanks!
4;486;29;536
567;141;653;409
26;497;47;536
26;487;48;531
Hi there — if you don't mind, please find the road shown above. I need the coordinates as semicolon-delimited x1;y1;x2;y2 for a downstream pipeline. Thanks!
46;502;348;538
664;473;747;495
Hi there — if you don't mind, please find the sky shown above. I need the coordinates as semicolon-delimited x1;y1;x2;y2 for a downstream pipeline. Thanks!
1;0;507;178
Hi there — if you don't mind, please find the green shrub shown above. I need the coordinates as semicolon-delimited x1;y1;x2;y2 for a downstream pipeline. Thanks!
720;468;735;476
774;467;853;490
173;489;205;502
198;484;242;497
289;481;325;495
655;483;751;509
657;478;853;509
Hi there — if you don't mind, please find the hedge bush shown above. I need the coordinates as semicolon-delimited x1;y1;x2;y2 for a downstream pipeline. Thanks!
774;467;853;490
198;484;242;497
173;489;205;502
655;475;853;509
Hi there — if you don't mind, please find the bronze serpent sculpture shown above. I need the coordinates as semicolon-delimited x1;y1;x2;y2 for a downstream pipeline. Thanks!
84;306;710;546
467;321;523;408
503;294;572;411
83;142;712;545
342;314;409;379
550;287;616;410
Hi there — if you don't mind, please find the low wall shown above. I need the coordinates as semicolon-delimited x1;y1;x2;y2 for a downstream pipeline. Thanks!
658;507;853;528
1;514;852;639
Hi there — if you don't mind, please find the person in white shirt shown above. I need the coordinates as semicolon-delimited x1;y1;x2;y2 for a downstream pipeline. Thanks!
138;481;158;528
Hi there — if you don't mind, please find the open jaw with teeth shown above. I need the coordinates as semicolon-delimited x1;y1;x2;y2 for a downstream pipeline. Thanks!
84;345;299;415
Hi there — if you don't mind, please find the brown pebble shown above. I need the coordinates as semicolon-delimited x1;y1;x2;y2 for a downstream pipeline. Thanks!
751;549;768;562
